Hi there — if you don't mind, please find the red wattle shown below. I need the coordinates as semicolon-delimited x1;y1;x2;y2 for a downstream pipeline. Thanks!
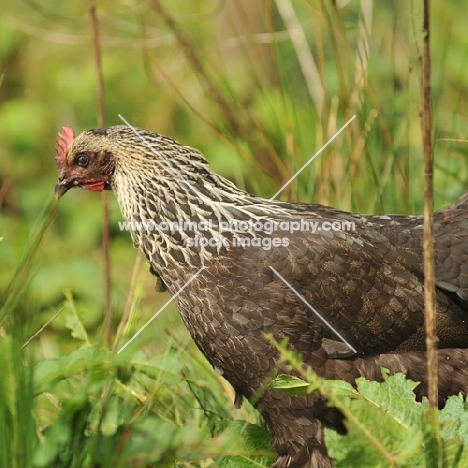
83;181;105;192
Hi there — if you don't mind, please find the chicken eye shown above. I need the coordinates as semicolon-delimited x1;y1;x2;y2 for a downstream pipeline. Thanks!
76;154;89;168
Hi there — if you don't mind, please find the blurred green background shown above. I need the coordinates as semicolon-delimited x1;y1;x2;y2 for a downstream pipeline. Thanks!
1;0;468;466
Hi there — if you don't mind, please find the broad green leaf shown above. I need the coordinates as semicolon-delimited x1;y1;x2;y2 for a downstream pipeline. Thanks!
269;374;312;396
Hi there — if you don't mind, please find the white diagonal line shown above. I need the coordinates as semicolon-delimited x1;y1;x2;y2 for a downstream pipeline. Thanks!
269;266;357;354
269;114;356;201
22;307;64;349
117;266;205;354
118;114;206;201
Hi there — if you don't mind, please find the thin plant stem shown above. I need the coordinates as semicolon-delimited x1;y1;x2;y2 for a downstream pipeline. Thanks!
88;0;112;347
420;5;441;463
421;0;438;411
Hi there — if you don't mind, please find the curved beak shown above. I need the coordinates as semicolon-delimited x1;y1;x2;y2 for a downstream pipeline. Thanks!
54;175;75;200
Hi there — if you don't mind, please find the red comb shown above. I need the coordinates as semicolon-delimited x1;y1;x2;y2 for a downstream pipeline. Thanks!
55;126;75;166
